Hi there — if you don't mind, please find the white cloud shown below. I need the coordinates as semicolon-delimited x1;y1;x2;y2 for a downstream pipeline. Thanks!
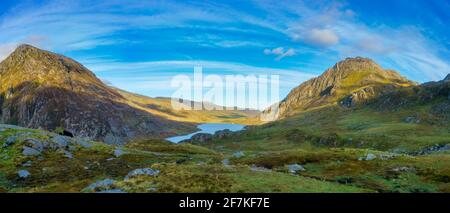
84;59;316;108
250;0;450;81
0;0;448;82
302;28;339;47
263;47;296;60
271;47;285;55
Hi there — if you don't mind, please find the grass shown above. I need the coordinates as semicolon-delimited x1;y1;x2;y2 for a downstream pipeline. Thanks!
0;94;449;193
112;163;371;193
228;167;371;193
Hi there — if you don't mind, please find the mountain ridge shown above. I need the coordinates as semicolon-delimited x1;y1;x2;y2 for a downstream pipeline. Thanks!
0;44;195;144
263;56;416;119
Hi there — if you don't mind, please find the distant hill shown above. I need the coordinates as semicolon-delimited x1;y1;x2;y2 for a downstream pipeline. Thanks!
111;87;261;125
263;57;416;119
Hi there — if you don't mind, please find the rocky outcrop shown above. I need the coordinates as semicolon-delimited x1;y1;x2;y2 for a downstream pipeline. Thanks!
0;44;194;144
367;74;450;125
180;128;236;143
124;168;160;180
84;179;116;191
262;57;415;119
287;164;305;173
444;74;450;82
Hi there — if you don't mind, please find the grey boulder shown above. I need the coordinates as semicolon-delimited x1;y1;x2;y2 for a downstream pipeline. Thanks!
125;168;160;180
22;146;41;156
113;149;125;157
18;170;31;178
365;153;377;161
232;151;245;158
85;179;116;191
288;164;306;173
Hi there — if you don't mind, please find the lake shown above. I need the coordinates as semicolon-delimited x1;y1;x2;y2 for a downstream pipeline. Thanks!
166;123;245;143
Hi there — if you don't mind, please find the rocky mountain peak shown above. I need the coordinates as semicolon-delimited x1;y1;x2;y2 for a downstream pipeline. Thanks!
335;57;380;69
263;57;416;119
0;44;118;100
0;45;193;144
2;44;95;77
444;74;450;81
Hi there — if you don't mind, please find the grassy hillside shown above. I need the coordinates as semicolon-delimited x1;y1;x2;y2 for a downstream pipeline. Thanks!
2;96;449;194
186;95;450;192
0;124;368;193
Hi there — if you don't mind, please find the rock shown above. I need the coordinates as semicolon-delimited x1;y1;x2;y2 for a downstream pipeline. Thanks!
412;144;450;155
124;168;160;180
67;145;77;152
2;136;17;147
392;166;416;173
391;148;407;154
214;129;233;139
317;133;339;147
113;149;124;157
22;161;32;167
73;138;93;148
85;179;116;191
148;187;157;192
365;153;377;161
379;153;397;160
404;116;415;123
190;133;214;143
444;74;450;82
23;138;46;152
288;164;306;173
18;170;30;178
0;124;27;131
51;135;70;149
250;165;271;172
22;146;41;156
232;151;245;158
221;159;230;166
63;151;73;159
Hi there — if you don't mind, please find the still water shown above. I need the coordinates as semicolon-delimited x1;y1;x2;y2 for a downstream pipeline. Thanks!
166;123;245;143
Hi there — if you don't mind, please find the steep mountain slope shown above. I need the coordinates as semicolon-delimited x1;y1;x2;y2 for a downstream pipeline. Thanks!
0;44;195;144
367;73;450;125
444;74;450;81
263;57;416;119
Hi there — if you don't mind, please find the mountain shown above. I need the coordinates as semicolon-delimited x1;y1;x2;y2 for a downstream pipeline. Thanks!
367;72;450;125
111;88;261;125
0;44;195;144
263;57;416;119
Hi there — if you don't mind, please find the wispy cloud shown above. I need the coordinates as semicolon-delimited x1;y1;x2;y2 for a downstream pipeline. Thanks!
300;28;340;47
0;0;448;84
250;0;450;81
263;47;296;61
80;58;315;107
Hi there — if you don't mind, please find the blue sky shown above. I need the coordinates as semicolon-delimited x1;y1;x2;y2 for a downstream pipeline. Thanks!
0;0;449;108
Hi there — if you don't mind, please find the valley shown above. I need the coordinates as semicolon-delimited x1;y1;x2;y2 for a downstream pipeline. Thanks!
0;45;449;193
